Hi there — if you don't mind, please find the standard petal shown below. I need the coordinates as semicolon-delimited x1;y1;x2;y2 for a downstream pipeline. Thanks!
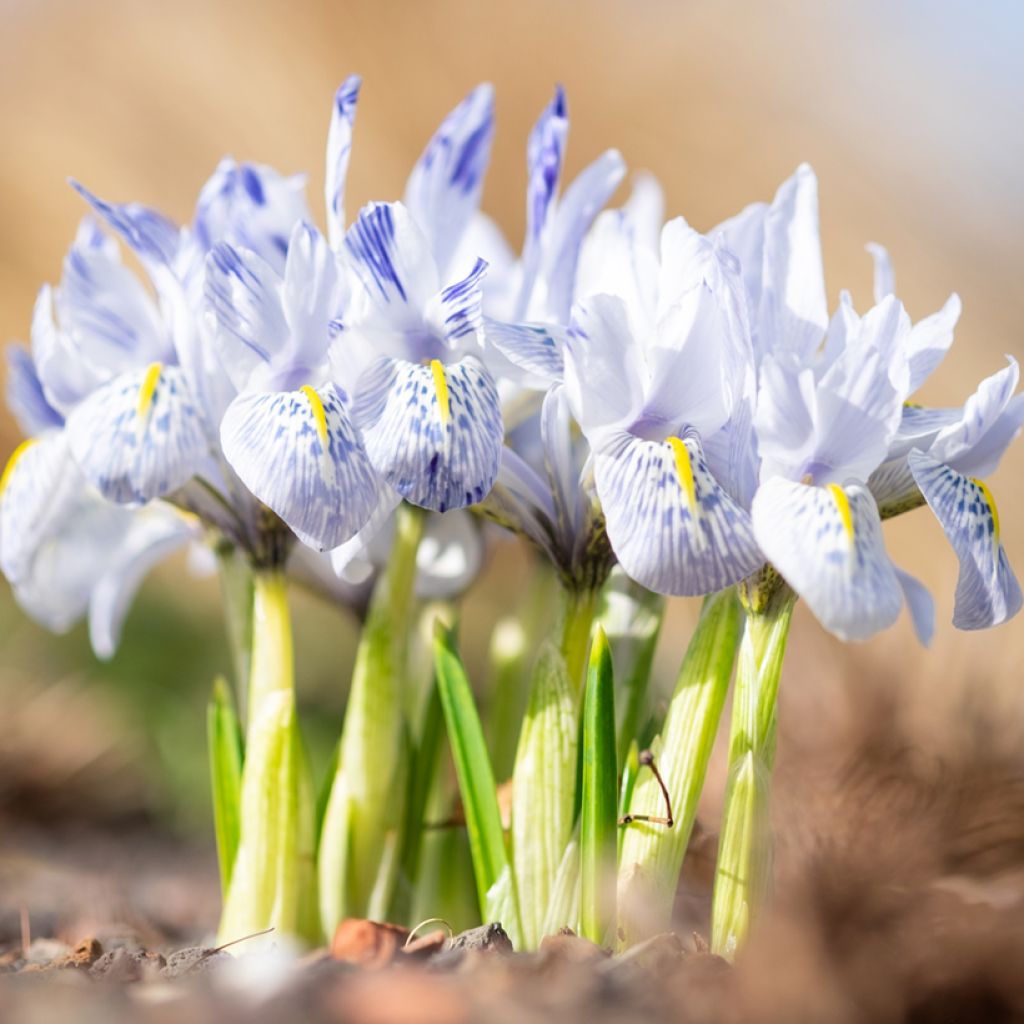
903;294;961;394
538;148;626;322
484;319;567;387
344;202;440;330
220;383;380;551
426;257;487;345
595;430;763;596
894;565;935;647
404;83;495;276
5;344;63;436
66;363;209;503
908;450;1022;630
326;75;362;249
193;158;310;271
866;242;894;303
204;242;289;391
759;164;828;362
354;355;503;512
752;478;904;641
70;181;183;269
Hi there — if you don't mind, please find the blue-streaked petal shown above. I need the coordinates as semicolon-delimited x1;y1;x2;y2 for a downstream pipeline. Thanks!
354;355;502;512
344;202;440;326
894;566;935;646
426;257;487;344
66;364;209;503
220;383;380;551
404;83;495;276
5;344;63;436
1;433;81;584
595;430;763;597
193;158;310;271
89;506;198;659
70;181;183;269
326;75;362;250
908;450;1022;630
752;477;903;641
204;242;288;391
484;319;567;387
516;85;569;317
329;486;402;583
539;148;626;322
759;164;828;362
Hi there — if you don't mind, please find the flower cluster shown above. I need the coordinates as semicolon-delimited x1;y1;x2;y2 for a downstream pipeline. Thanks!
3;78;1020;652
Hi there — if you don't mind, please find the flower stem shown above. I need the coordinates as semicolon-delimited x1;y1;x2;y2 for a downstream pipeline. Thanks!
217;569;319;946
560;584;599;698
214;541;254;704
318;504;424;935
710;578;795;958
616;589;742;946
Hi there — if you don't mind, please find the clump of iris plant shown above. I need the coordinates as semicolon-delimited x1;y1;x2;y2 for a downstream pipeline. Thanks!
2;77;1020;957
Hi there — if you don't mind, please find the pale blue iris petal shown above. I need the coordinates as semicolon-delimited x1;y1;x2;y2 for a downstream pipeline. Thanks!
908;451;1022;630
354;355;503;513
950;393;1024;480
759;164;828;363
0;432;81;584
204;242;288;391
539;149;626;323
326;75;362;250
711;199;767;340
516;85;569;316
894;566;935;647
416;508;485;599
70;181;183;269
220;383;380;552
344;202;440;326
904;294;960;394
193;158;310;272
427;257;488;344
483;319;567;387
404;83;495;276
329;486;402;583
752;478;904;642
5;344;63;436
866;242;895;303
595;431;763;597
66;365;209;503
89;507;198;659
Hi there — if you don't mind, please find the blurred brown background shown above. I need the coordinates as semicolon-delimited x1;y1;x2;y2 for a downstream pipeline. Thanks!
1;0;1023;944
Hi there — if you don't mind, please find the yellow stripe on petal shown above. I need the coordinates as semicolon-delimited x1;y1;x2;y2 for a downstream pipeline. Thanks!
972;476;1001;546
0;438;37;498
666;435;697;513
430;358;451;427
300;385;329;446
826;483;855;545
137;362;163;421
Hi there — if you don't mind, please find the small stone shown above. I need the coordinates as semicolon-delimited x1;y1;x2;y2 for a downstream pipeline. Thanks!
539;929;609;963
24;938;70;966
330;919;410;969
51;937;103;970
92;947;166;983
448;923;513;954
161;946;232;978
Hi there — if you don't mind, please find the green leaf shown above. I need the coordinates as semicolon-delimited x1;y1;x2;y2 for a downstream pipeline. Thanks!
580;625;617;945
434;621;521;942
207;676;244;895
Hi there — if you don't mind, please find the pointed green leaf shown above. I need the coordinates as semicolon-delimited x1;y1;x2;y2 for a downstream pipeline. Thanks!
207;676;243;895
580;625;617;944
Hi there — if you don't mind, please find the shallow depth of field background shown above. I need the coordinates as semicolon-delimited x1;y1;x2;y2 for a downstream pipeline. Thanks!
1;0;1023;926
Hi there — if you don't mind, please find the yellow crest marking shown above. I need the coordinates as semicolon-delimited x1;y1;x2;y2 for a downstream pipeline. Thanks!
972;477;1001;546
0;438;38;498
666;436;697;513
826;483;855;544
137;362;163;421
430;359;451;427
300;385;329;446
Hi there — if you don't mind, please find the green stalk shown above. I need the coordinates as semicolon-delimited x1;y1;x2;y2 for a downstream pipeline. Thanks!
318;504;424;935
616;589;742;947
510;643;577;948
215;542;254;701
711;578;794;957
580;626;618;945
560;585;599;697
217;570;319;945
